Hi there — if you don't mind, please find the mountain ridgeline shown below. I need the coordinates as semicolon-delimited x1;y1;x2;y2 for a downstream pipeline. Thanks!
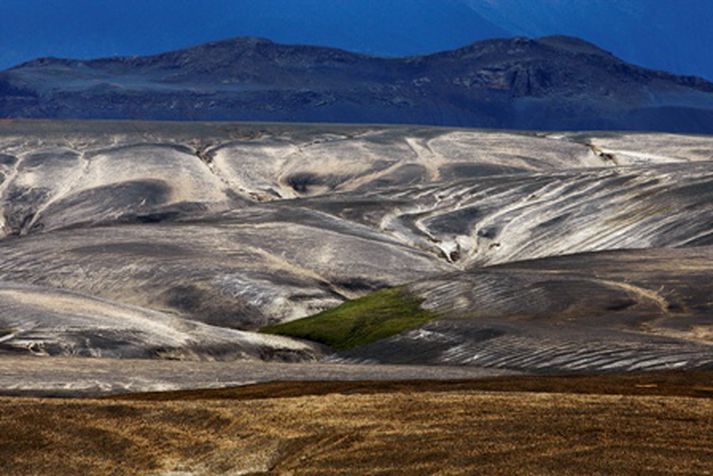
1;35;713;132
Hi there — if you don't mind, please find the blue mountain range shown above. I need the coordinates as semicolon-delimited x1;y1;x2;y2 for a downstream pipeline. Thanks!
1;0;711;79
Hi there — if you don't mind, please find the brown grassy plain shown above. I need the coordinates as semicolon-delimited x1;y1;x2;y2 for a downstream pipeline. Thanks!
2;372;713;475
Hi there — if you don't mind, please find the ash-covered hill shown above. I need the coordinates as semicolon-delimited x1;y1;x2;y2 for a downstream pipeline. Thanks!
330;247;713;372
1;120;713;369
2;36;713;132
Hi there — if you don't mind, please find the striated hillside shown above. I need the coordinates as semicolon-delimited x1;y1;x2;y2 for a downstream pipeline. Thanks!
2;36;713;132
331;247;713;372
0;120;712;372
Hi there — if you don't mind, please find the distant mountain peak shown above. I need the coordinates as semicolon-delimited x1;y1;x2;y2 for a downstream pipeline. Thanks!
2;35;713;133
10;56;76;70
537;35;615;57
197;36;276;49
450;35;615;59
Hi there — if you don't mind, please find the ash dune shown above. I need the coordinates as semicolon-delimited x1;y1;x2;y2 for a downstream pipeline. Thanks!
0;122;607;238
0;120;712;371
0;283;321;361
0;215;447;331
306;160;713;267
335;247;713;372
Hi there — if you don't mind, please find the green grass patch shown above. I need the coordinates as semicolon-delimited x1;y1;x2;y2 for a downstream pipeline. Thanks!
261;287;436;350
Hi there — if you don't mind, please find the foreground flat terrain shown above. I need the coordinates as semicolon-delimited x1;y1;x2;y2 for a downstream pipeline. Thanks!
2;372;713;475
0;356;515;397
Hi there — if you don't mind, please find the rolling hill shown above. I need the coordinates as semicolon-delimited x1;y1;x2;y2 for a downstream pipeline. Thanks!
0;120;712;373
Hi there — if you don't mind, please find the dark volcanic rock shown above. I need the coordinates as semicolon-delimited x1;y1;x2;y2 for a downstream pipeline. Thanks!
2;36;713;132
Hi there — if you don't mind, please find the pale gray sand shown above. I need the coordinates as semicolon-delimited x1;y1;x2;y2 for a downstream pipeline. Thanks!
0;356;518;397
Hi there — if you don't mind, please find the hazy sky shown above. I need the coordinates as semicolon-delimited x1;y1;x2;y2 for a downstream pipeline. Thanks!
1;0;711;79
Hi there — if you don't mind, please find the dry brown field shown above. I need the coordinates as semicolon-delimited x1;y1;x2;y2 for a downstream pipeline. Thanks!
2;372;713;475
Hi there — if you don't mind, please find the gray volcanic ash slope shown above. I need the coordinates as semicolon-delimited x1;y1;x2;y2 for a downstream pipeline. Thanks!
0;120;712;370
0;283;320;361
2;36;713;133
335;247;713;372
